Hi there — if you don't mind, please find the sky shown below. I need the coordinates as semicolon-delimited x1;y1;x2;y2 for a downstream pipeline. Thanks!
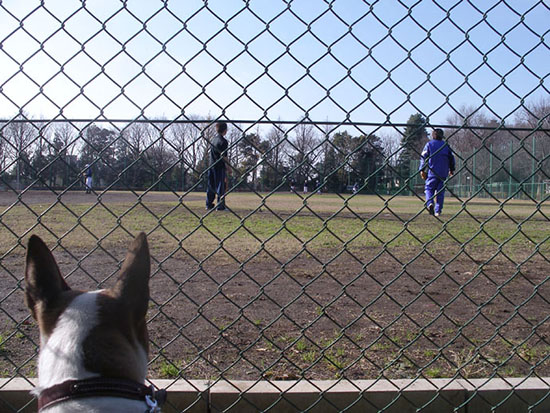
0;0;548;127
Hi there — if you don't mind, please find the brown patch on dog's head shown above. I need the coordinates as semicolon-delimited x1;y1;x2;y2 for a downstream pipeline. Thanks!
82;293;150;381
82;233;151;380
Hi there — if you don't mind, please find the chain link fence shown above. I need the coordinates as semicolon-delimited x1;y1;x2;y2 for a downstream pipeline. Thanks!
1;1;550;411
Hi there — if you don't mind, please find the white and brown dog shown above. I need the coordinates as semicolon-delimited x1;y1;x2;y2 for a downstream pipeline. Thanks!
24;232;165;412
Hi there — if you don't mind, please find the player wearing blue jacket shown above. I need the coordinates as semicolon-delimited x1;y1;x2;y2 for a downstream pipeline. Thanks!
419;129;455;216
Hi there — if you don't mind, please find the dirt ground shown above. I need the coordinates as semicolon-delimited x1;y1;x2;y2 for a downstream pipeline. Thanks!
1;190;549;381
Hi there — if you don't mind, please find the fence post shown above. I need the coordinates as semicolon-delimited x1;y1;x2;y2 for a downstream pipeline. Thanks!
532;135;536;198
509;143;513;197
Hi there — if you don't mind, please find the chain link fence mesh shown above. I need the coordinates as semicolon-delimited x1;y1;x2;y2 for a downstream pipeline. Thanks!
1;1;550;411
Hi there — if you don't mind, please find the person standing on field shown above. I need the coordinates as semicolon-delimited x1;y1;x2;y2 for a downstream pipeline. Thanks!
419;128;455;217
84;164;93;194
206;121;230;211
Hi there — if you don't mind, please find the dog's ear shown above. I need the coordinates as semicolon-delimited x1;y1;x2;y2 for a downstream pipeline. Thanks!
25;236;70;320
112;232;150;320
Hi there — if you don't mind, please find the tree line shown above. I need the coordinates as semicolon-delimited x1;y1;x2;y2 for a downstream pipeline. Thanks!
1;102;549;195
0;116;389;193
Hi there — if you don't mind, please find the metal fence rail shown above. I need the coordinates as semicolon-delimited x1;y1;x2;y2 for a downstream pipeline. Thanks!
1;1;550;412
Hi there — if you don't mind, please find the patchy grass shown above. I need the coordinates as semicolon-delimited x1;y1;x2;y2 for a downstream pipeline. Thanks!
295;339;307;352
424;367;443;378
157;360;180;379
302;351;317;364
1;192;548;262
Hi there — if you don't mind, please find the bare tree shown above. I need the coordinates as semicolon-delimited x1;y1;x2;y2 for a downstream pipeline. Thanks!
29;120;53;185
516;98;550;182
4;114;38;189
287;118;319;185
118;122;155;188
265;121;288;174
378;130;401;167
316;120;336;184
445;105;493;154
169;116;202;172
225;121;242;174
50;122;80;187
53;122;79;157
125;122;153;156
445;106;523;184
147;122;177;188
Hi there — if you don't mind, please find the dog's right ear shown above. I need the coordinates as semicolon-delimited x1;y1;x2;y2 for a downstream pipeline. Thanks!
111;232;150;321
25;235;70;320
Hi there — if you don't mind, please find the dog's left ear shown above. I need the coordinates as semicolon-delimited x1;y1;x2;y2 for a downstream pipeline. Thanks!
25;236;71;320
112;232;150;320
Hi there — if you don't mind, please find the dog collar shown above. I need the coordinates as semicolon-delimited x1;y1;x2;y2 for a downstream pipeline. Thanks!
37;377;167;412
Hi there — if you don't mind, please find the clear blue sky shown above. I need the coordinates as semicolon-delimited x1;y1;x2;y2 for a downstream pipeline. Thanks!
0;0;548;125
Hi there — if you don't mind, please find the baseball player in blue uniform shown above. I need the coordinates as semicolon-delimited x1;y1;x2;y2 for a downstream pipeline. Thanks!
419;129;455;216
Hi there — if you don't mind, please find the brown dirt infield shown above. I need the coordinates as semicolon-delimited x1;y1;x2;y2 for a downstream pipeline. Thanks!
1;190;549;381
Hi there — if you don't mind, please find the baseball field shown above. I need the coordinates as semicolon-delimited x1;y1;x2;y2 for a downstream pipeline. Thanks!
1;190;549;380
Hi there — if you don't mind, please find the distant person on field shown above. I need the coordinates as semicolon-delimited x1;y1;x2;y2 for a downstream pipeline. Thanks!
206;121;230;211
290;179;296;192
419;128;455;217
84;165;93;194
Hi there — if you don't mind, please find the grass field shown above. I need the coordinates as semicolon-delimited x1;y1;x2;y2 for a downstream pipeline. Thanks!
1;190;550;380
1;190;548;260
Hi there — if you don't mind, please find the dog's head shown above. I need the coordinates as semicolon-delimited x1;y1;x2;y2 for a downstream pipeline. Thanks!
24;233;151;387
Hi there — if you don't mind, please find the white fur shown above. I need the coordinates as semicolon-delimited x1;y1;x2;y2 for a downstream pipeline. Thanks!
37;291;101;390
36;291;151;412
